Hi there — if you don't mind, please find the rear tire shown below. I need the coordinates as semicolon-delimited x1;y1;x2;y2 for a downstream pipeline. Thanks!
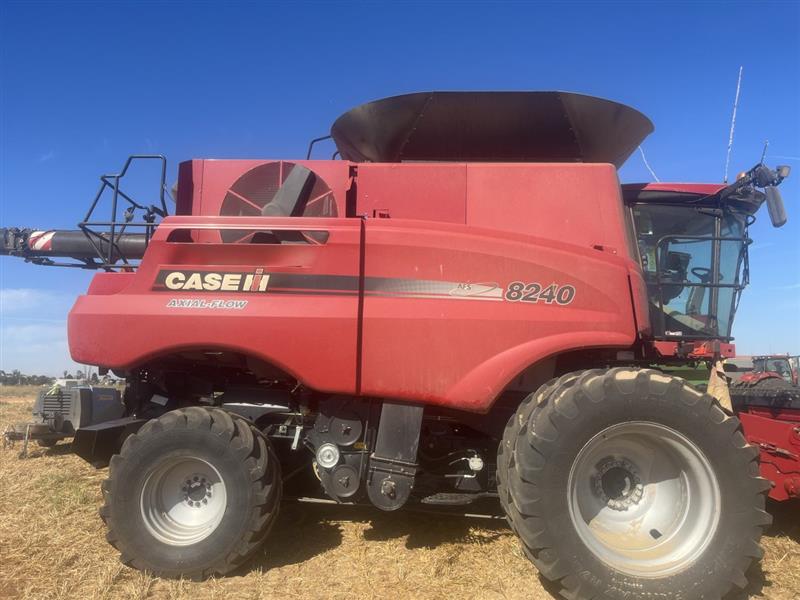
100;407;281;579
498;368;771;600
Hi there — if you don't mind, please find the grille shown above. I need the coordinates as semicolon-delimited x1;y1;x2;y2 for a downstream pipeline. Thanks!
40;390;72;418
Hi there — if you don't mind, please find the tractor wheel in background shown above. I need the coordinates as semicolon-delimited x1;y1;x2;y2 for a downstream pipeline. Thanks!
100;406;281;579
498;368;772;600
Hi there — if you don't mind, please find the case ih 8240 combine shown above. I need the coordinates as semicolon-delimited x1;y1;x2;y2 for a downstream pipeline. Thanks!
2;92;797;599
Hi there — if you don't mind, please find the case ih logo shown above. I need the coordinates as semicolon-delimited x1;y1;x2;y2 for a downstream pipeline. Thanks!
153;269;270;293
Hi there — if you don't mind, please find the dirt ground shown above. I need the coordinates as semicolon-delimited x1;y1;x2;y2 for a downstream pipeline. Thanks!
1;390;798;600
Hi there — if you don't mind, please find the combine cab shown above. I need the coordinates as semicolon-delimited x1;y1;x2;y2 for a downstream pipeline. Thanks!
1;91;794;599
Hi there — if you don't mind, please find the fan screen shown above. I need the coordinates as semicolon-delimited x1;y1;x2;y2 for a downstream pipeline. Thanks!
219;161;336;242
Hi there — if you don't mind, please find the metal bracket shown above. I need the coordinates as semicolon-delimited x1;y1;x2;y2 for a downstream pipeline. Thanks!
366;401;424;511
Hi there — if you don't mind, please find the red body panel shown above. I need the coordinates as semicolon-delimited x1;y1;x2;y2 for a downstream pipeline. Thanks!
466;164;627;250
70;217;362;395
357;163;467;223
361;219;637;411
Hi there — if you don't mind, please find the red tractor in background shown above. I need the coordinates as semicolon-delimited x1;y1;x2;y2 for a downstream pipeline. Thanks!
737;354;799;388
1;92;795;600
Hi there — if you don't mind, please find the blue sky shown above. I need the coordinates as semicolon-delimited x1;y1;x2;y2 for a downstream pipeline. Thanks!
1;1;798;375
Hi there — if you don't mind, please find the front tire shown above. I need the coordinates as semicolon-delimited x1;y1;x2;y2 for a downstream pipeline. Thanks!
100;407;281;579
498;368;771;600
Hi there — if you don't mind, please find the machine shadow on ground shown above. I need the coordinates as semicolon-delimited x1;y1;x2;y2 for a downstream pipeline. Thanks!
252;501;510;571
243;498;799;600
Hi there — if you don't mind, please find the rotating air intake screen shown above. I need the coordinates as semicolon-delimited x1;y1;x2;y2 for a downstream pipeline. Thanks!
219;161;335;242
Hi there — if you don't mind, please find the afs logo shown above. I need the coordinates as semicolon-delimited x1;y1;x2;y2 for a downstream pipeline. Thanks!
154;268;270;293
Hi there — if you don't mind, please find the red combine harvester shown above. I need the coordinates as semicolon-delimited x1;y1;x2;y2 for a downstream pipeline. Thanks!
2;92;795;598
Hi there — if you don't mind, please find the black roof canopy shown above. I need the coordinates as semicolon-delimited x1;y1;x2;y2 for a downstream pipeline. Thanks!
331;91;654;168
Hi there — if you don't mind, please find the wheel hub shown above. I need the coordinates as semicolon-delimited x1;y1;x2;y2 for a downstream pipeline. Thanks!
183;475;213;507
593;458;643;511
140;456;228;546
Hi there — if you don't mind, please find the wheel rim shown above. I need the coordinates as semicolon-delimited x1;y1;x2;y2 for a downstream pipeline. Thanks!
140;455;227;546
567;421;720;577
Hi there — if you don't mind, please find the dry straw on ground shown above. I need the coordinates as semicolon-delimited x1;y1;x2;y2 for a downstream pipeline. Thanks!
1;391;798;600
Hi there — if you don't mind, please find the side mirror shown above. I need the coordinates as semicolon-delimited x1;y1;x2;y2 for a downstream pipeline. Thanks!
765;186;788;228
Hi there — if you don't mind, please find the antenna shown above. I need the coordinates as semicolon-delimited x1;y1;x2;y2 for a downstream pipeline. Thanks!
760;139;769;164
723;66;743;183
638;146;660;182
